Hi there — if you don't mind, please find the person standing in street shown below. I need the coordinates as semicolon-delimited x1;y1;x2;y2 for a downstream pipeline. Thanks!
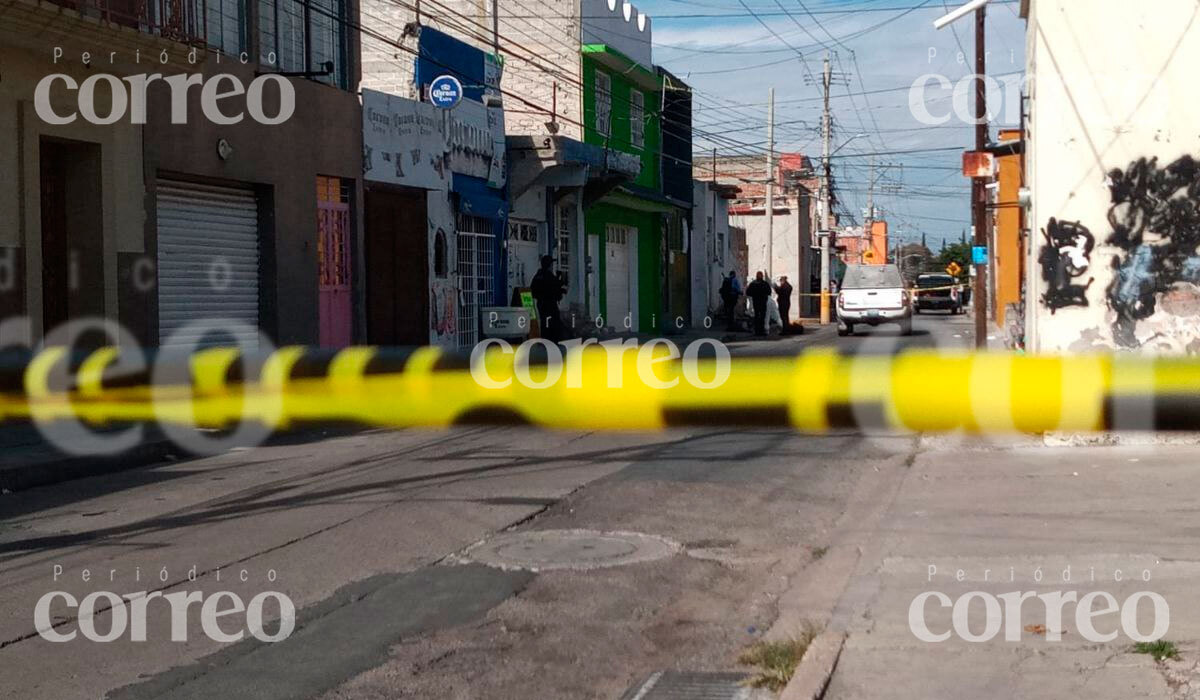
775;275;794;334
719;271;741;331
746;271;773;337
531;255;567;342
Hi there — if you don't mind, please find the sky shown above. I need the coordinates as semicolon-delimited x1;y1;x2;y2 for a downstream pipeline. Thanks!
637;0;1027;249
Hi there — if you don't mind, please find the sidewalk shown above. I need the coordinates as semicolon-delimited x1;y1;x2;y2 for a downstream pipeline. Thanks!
774;437;1200;699
0;422;365;493
0;422;181;493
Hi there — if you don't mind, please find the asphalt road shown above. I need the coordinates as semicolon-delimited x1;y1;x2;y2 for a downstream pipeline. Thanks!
0;312;975;700
727;306;978;355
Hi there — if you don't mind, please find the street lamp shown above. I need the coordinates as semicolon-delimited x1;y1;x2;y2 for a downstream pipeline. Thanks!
830;133;868;157
933;0;992;29
935;0;992;350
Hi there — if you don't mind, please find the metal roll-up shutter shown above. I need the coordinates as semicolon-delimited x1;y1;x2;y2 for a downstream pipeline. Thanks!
156;180;260;350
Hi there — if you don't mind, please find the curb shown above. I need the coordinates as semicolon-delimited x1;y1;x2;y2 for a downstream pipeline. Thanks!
0;424;178;493
780;630;846;700
0;424;367;493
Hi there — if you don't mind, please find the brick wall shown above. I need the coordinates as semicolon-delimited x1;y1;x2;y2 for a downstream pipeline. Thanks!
360;0;582;139
494;0;582;139
359;0;490;97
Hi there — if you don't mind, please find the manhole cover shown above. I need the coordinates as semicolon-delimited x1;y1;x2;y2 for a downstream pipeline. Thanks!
620;671;770;700
461;529;679;571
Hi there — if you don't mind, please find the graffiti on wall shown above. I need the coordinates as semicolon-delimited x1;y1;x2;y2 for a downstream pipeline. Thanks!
431;282;457;343
428;195;459;349
1105;155;1200;348
1038;217;1095;312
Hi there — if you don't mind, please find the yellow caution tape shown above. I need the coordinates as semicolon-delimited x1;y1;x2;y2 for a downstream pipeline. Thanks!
2;346;1199;434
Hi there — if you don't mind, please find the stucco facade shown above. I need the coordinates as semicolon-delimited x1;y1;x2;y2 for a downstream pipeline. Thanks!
1023;0;1200;355
0;14;171;342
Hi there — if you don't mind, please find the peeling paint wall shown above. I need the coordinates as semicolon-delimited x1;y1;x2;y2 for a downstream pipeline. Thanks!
1025;0;1200;354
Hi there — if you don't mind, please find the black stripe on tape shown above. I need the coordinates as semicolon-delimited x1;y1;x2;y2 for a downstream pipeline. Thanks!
452;406;532;426
662;405;790;428
431;352;473;372
363;348;419;376
825;402;889;430
1104;395;1200;431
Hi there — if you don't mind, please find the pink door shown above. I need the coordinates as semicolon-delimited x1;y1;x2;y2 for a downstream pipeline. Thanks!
318;177;352;348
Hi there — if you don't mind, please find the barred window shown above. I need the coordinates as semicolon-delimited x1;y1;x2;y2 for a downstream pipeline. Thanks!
595;71;611;136
557;205;572;286
207;0;247;56
630;90;644;149
259;0;350;89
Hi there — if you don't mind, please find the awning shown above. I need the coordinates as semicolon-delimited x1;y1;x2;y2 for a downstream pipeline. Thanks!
506;135;641;204
452;173;507;219
596;183;684;214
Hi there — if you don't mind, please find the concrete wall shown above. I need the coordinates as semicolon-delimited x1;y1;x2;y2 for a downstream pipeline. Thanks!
359;0;487;98
580;0;651;69
0;43;144;340
495;0;583;140
142;56;364;347
691;180;731;326
994;129;1024;336
733;203;803;291
359;0;583;140
1025;0;1200;354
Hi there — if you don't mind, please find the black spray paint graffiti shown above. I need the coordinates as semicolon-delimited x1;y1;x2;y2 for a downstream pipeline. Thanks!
1106;156;1200;347
1038;217;1095;312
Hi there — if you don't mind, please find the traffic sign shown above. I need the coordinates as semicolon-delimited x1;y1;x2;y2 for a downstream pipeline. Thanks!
429;75;463;109
946;262;962;276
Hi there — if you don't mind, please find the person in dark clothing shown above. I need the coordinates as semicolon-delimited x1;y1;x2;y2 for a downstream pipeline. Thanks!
718;271;741;331
746;271;773;336
530;255;566;341
775;275;794;334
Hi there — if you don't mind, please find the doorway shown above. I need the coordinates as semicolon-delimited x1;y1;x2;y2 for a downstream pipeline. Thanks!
39;138;104;339
365;187;428;345
317;176;352;348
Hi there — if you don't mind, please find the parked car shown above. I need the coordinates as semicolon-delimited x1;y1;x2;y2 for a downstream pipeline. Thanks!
837;264;913;336
914;274;963;314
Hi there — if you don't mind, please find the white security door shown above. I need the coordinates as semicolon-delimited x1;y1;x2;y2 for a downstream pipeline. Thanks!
156;180;260;350
605;224;633;325
457;214;496;350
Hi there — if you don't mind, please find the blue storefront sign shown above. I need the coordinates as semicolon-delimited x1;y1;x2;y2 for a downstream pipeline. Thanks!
429;75;463;109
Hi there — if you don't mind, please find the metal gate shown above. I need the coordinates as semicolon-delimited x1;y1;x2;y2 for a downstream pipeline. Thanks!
317;177;352;348
456;214;495;350
156;180;259;350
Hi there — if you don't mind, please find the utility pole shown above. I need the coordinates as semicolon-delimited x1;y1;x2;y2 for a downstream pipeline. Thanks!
819;54;833;325
865;156;875;230
712;148;717;272
765;87;775;282
972;6;988;349
864;155;875;264
491;0;499;54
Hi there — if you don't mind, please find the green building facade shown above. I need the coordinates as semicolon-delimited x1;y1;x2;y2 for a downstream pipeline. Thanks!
580;45;673;333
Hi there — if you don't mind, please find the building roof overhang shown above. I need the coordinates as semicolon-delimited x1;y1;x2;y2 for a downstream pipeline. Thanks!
507;134;642;202
581;44;661;91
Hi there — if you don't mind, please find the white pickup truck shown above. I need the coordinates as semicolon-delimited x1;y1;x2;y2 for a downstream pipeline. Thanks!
836;264;913;336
